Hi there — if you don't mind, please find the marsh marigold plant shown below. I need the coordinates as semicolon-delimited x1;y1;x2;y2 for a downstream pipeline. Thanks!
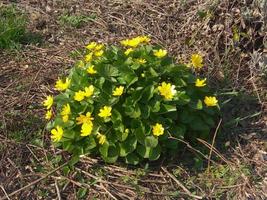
43;36;220;165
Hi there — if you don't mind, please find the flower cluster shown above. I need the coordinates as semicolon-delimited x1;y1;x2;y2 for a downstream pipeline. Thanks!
43;36;219;165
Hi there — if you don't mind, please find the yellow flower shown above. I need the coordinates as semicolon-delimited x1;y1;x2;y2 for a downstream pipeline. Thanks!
76;112;94;125
43;95;53;109
61;104;71;116
195;78;207;87
87;65;97;74
121;36;150;48
86;42;97;50
139;36;151;43
191;54;203;69
95;44;104;51
61;104;71;122
127;37;142;47
51;126;63;142
62;115;69;123
81;122;93;136
97;133;106;145
158;82;176;100
77;60;85;68
85;53;93;62
204;96;218;107
153;49;167;58
120;39;130;46
112;86;124;96
152;123;164;136
84;85;94;97
121;37;141;48
98;106;112;118
74;90;85;101
124;48;133;55
45;109;52;120
136;58;146;64
94;50;104;57
55;78;71;91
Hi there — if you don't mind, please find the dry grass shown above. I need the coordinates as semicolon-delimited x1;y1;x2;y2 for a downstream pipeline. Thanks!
0;0;266;199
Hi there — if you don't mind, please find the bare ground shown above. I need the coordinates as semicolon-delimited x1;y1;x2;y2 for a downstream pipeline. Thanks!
0;0;266;199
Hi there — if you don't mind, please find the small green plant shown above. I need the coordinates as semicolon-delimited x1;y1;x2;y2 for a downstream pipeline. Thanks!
0;5;27;49
59;13;96;28
0;5;42;49
43;36;220;165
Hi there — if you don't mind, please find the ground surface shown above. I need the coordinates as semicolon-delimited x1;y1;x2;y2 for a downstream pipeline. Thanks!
0;0;266;199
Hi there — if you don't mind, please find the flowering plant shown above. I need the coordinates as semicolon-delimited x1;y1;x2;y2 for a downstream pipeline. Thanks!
43;36;219;165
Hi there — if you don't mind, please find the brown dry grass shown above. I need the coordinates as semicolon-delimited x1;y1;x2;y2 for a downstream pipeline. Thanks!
0;0;266;199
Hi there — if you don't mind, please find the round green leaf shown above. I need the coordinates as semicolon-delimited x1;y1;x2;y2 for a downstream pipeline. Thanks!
149;145;161;161
137;144;150;158
144;136;158;148
125;153;140;165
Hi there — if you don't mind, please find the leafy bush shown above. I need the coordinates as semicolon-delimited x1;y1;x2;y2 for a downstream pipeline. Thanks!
43;36;220;165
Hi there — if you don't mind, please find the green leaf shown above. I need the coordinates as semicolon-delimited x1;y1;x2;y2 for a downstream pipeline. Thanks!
69;67;88;89
174;78;187;88
125;153;140;165
115;129;128;142
113;121;124;133
179;109;194;124
51;155;62;165
176;91;191;105
124;105;135;116
111;109;122;122
190;99;203;110
131;63;140;70
190;116;210;131
131;87;144;104
150;100;161;112
130;119;142;129
64;130;76;139
77;188;88;199
54;93;70;104
62;141;73;151
62;166;71;176
101;144;119;163
160;104;177;114
97;63;119;77
125;104;141;118
84;137;97;150
141;105;150;119
144;136;158;148
171;125;186;138
131;104;141;118
119;136;137;157
141;85;154;101
99;142;109;157
119;69;138;86
134;126;146;145
137;144;151;158
149;145;161;161
148;67;158;77
94;76;105;89
73;145;84;155
160;57;172;67
69;155;80;166
107;146;119;163
196;99;203;110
